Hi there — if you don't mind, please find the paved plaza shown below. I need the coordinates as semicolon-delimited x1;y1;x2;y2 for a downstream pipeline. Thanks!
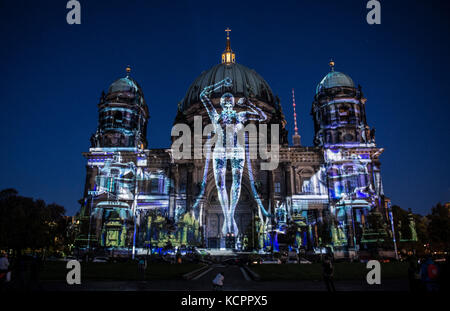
38;264;409;291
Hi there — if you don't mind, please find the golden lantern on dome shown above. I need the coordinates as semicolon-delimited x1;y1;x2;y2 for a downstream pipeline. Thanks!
329;59;335;71
222;28;236;64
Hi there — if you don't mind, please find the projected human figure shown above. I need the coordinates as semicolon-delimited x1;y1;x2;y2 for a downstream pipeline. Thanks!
200;77;267;236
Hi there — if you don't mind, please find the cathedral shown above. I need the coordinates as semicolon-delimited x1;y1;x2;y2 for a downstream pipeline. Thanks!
76;32;395;258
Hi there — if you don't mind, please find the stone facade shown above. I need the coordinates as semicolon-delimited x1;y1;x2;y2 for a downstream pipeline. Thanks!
76;51;393;257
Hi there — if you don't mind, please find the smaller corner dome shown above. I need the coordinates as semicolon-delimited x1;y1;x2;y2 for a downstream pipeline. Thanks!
108;76;143;95
316;71;355;94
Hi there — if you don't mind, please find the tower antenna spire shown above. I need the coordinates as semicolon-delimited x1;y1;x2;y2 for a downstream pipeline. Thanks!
126;65;131;77
292;88;298;136
292;88;301;146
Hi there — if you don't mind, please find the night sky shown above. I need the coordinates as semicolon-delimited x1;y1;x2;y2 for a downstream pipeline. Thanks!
1;0;449;216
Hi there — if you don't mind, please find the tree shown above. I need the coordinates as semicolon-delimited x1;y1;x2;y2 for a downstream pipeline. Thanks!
0;189;67;255
243;215;259;251
411;214;429;256
427;203;450;251
391;205;430;256
392;205;411;240
0;188;18;200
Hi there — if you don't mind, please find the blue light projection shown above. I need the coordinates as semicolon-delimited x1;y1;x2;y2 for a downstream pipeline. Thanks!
196;77;267;237
245;139;271;218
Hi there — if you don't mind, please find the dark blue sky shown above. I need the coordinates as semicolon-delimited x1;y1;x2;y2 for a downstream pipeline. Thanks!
1;0;449;216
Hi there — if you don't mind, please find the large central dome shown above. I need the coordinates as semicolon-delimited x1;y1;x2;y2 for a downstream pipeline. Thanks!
180;62;275;112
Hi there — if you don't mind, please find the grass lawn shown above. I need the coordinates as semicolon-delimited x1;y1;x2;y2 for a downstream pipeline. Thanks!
251;262;409;281
39;262;204;281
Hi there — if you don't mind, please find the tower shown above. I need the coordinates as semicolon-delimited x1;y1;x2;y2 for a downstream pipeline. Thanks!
312;60;386;254
312;59;371;147
76;67;151;251
90;66;149;149
291;88;301;146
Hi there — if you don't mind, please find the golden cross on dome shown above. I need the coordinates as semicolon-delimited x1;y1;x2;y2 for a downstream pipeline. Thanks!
225;27;231;38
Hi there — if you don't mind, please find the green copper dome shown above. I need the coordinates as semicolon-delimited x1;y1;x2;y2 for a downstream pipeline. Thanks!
105;75;147;108
108;76;143;95
316;71;355;94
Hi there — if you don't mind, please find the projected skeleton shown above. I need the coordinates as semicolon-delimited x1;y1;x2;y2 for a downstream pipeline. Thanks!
200;77;267;236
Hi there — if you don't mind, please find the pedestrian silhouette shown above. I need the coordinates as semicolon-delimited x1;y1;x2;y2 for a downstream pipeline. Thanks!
138;257;147;281
420;256;440;292
407;254;421;292
322;256;335;292
212;272;224;291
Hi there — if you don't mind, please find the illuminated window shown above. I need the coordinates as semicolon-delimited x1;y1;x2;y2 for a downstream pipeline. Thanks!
334;183;344;198
359;174;367;186
339;107;348;115
302;179;311;193
150;178;159;193
158;175;165;193
107;177;115;193
179;183;186;194
275;182;281;193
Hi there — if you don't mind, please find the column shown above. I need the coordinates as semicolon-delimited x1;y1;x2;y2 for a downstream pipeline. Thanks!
291;166;297;195
346;207;355;249
186;164;193;211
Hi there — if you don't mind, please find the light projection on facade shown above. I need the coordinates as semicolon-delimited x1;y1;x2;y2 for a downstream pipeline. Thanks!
75;35;394;258
199;77;267;237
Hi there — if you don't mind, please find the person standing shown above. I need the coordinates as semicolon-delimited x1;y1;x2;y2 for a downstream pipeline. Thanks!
407;254;421;292
0;252;9;273
212;272;225;291
0;252;10;289
420;256;440;292
176;250;182;264
138;257;146;281
322;256;336;292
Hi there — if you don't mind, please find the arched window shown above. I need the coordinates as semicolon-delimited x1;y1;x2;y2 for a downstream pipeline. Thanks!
114;111;123;123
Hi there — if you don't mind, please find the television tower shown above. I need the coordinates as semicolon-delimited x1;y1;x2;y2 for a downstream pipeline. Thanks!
292;88;301;146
